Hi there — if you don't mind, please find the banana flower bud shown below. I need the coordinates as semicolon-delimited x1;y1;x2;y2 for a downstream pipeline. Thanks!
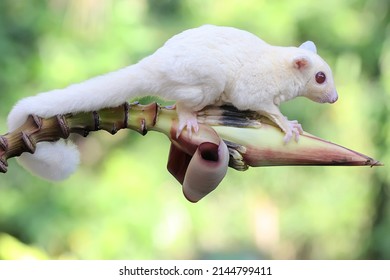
0;103;381;202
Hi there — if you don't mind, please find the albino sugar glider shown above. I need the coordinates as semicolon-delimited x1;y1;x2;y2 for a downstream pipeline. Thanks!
7;25;338;180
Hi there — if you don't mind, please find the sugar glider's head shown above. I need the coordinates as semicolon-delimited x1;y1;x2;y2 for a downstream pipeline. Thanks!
293;41;338;104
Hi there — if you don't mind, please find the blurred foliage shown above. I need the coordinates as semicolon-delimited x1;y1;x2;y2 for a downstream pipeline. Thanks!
0;0;389;260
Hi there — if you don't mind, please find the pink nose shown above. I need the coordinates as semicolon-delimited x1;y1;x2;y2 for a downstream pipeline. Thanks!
329;91;338;103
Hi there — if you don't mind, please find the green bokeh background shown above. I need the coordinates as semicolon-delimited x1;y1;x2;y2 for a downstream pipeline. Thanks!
0;0;389;259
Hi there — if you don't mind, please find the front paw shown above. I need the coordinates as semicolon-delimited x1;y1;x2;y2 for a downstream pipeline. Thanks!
283;120;303;143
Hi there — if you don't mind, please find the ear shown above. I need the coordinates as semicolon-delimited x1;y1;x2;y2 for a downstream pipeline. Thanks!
299;41;317;53
293;55;312;70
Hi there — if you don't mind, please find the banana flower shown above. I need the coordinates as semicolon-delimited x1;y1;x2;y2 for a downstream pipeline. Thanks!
0;103;381;202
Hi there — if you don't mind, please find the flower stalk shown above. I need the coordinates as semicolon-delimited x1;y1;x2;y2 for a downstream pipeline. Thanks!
0;102;381;174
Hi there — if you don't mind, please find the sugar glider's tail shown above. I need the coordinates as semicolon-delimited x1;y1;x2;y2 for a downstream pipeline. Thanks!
7;64;153;180
15;141;80;181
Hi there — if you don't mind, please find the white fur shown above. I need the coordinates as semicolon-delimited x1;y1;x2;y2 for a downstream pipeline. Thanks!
16;140;80;181
7;25;338;180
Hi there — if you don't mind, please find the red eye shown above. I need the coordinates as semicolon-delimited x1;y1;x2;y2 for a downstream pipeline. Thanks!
315;72;326;84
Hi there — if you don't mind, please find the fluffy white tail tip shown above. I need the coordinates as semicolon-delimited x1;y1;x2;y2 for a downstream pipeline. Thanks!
17;140;80;181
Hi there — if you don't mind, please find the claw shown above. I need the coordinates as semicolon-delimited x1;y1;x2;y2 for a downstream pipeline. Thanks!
283;131;293;143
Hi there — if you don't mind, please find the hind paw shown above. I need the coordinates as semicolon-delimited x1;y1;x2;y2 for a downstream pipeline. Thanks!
176;111;199;138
